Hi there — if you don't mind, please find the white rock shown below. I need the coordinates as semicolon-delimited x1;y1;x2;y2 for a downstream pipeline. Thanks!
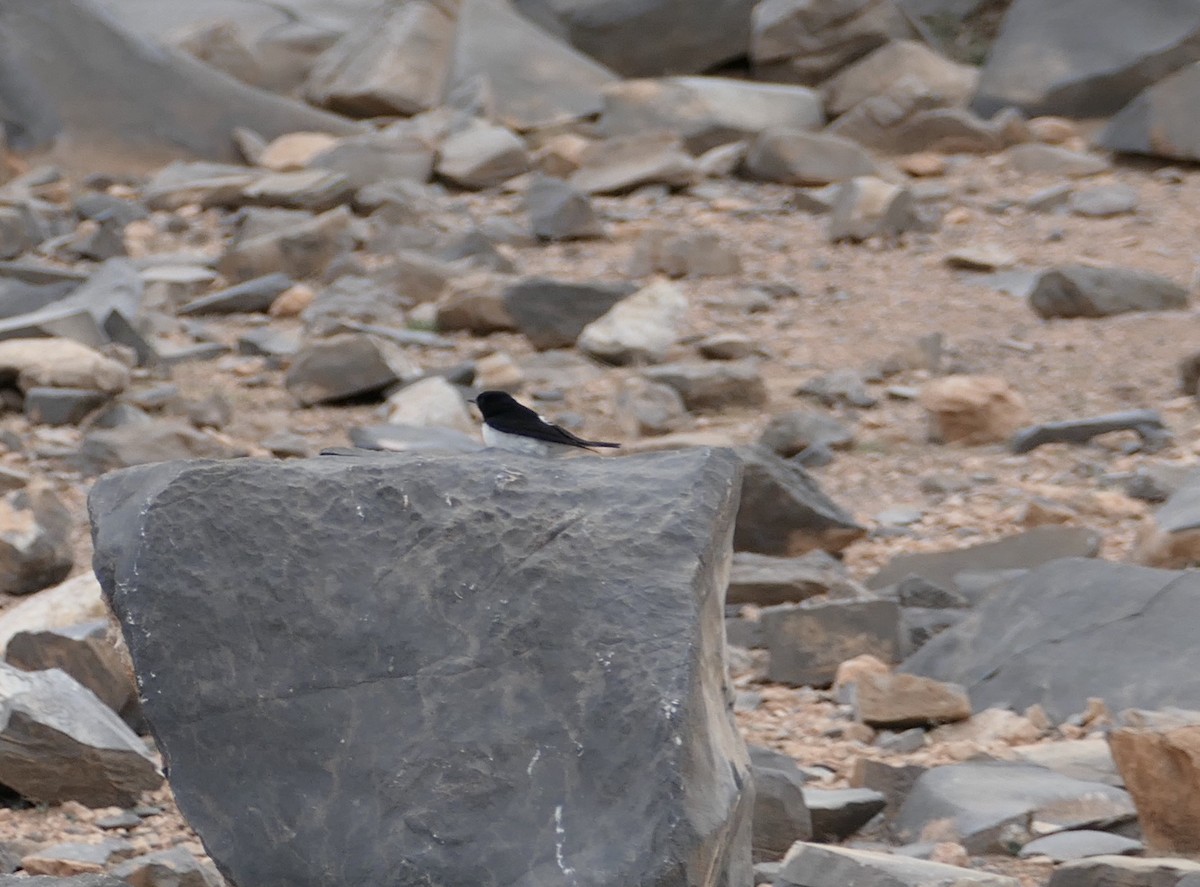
578;279;688;365
384;377;477;435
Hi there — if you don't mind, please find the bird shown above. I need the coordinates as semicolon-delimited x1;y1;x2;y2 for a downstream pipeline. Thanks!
471;391;620;456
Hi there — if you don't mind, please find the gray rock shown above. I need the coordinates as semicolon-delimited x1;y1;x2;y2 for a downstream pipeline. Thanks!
578;279;687;365
311;134;435;190
643;360;767;412
79;420;249;473
503;277;636;350
436;124;530;191
1011;410;1169;454
0;877;125;887
1048;855;1200;887
600;76;822;153
1070;184;1140;217
109;848;223;887
0;485;72;596
219;206;353;282
383;377;475;435
972;0;1200;118
1012;738;1121;786
901;558;1200;721
525;176;601;241
776;842;1018;887
20;838;134;876
89;448;752;887
852;672;971;728
450;0;619;130
515;0;757;77
828;177;922;243
0;0;357;171
850;759;927;827
7;619;139;721
1026;184;1074;213
895;760;1134;854
749;745;812;861
346;424;486;454
698;334;758;361
759;411;854;458
796;368;877;409
23;388;109;426
614;378;688;437
763;598;902;686
735;445;864;556
628;229;742;279
143;161;263;210
179;273;294;316
1004;144;1110;177
1029;266;1190;319
261;432;313;459
241;169;355;212
304;1;454;117
1102;62;1200;161
901;606;965;655
745;129;876;185
867;526;1102;591
0;663;161;806
751;0;916;85
729;551;860;606
893;575;969;609
824;39;978;117
1019;830;1144;861
0;207;44;260
284;334;421;406
569;132;698;195
805;787;887;841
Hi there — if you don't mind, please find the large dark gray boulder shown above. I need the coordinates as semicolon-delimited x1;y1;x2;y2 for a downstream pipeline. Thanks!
90;449;753;887
0;0;358;171
1100;62;1200;161
901;558;1200;722
972;0;1200;118
513;0;758;77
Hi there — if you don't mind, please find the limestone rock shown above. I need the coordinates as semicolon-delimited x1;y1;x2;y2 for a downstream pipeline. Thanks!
824;40;978;117
525;176;601;241
0;484;73;597
436;124;530;191
776;842;1017;887
383;377;476;436
1003;144;1110;177
219;206;354;282
285;334;421;406
259;132;339;172
828;177;920;243
628;230;742;279
0;663;161;806
642;361;767;412
89;449;753;887
109;848;223;887
1029;266;1190;319
745;128;876;185
577;279;687;365
853;672;971;728
614;378;689;437
0;573;107;654
569;132;699;195
503;277;636;350
600;76;823;153
920;375;1030;445
0;338;128;394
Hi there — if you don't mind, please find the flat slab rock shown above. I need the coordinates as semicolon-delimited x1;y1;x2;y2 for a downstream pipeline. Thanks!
901;558;1200;721
776;842;1019;887
89;449;753;887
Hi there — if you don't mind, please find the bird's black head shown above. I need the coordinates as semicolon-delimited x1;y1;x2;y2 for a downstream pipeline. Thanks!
472;390;523;419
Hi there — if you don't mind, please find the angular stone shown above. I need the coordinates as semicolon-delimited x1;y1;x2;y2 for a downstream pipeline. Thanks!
0;663;161;806
109;848;223;887
600;77;822;153
734;445;864;556
1011;410;1168;455
749;746;812;861
1019;830;1144;862
828;177;919;243
853;672;971;728
143;161;266;211
436;124;530;191
1109;710;1200;853
1029;266;1189;319
776;842;1018;887
1013;738;1121;786
805;787;887;841
525;176;601;241
0;876;125;887
895;760;1134;853
642;361;767;412
1048;855;1200;887
763;598;902;687
751;0;916;85
569;132;698;195
920;375;1030;445
972;0;1200;118
20;838;134;877
284;334;421;406
867;526;1102;591
1102;62;1200;162
503;277;635;350
745;129;876;185
383;377;476;436
23;388;110;426
850;758;927;826
1136;473;1200;568
728;551;860;606
258;132;339;172
824;40;978;117
614;377;688;437
628;230;741;279
241;169;355;212
0;338;128;394
311;134;435;189
7;620;138;719
79;420;249;473
304;1;455;117
437;279;519;336
450;0;619;130
1070;184;1140;217
90;449;752;887
179;273;294;316
901;559;1200;721
0;573;107;653
219;206;353;282
1003;144;1110;177
0;484;73;597
578;279;687;365
759;411;854;458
